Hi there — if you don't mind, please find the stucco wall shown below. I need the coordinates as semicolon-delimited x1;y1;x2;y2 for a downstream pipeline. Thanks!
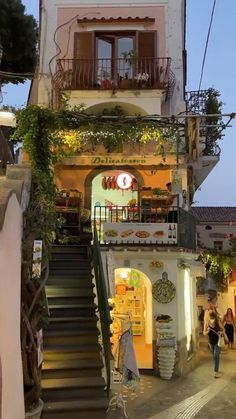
37;0;185;114
101;248;204;376
0;193;24;419
197;223;236;252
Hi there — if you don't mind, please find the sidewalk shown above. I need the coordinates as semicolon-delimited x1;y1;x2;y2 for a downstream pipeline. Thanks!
107;337;236;419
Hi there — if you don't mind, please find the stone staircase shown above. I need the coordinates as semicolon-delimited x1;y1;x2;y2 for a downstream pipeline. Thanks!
41;245;108;419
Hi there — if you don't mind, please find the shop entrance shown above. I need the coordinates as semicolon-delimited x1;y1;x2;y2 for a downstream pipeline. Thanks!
111;268;153;369
91;170;138;233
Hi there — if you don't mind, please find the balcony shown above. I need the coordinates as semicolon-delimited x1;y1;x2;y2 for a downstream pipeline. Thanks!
54;57;174;94
94;205;197;250
185;89;223;157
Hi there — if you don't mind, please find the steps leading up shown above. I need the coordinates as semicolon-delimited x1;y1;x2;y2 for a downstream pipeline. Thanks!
41;244;107;419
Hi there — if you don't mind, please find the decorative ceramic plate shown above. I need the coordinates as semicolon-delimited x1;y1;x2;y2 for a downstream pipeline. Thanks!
152;272;176;303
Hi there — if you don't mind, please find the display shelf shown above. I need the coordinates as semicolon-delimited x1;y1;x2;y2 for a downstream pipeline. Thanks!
114;288;144;336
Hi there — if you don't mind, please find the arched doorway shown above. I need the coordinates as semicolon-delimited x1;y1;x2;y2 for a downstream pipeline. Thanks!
111;268;153;369
90;169;142;236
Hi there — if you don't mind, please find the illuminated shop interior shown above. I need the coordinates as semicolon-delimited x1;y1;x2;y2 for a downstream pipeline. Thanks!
110;268;153;369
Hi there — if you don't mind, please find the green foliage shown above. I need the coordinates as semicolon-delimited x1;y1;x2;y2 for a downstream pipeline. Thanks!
0;0;37;84
13;105;181;160
14;106;58;410
198;250;236;291
204;88;224;155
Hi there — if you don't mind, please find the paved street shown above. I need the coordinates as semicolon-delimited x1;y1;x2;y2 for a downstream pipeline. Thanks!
107;337;236;419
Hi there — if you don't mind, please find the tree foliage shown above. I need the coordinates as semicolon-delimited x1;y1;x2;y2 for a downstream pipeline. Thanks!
0;0;38;84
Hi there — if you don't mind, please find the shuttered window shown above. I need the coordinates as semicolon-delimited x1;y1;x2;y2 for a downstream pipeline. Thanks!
137;31;156;58
74;32;94;59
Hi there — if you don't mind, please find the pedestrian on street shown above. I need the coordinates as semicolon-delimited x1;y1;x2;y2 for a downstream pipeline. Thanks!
203;310;224;378
223;308;235;349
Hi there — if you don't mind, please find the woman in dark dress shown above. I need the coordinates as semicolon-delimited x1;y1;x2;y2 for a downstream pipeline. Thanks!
223;308;235;349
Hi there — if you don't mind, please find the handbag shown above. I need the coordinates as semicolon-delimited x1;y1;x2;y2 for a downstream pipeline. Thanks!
218;332;228;349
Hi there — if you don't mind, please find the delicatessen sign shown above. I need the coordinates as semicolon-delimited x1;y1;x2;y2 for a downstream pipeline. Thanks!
103;223;177;244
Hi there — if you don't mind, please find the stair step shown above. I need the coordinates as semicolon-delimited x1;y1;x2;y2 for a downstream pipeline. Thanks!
50;252;89;260
47;296;95;306
47;316;98;331
43;343;102;361
49;269;93;278
42;358;103;371
42;398;108;419
44;329;99;338
51;245;89;255
48;303;97;317
43;329;99;346
50;259;91;268
46;286;95;298
47;277;94;286
42;377;106;401
42;359;103;379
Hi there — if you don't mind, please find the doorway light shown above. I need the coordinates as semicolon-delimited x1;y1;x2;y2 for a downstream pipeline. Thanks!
121;269;131;279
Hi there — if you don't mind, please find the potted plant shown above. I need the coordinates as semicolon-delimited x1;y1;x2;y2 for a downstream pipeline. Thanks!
121;49;137;67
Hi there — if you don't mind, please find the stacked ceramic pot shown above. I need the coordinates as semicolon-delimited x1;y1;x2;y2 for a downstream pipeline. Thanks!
156;318;176;380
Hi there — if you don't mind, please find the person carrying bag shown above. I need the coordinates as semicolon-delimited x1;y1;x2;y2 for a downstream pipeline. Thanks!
203;310;226;378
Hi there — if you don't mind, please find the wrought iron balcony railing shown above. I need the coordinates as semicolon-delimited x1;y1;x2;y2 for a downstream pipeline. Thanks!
93;205;196;250
54;57;174;93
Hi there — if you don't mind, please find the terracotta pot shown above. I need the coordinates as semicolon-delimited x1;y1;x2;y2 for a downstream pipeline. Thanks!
25;399;43;419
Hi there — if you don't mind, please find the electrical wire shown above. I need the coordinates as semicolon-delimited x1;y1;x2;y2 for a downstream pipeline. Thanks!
198;0;217;91
48;12;100;77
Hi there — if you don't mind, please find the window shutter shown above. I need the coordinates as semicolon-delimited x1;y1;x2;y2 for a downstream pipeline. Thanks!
137;31;156;58
74;32;94;88
75;32;94;59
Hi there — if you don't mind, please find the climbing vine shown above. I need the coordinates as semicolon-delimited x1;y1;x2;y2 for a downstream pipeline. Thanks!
13;106;58;410
13;105;184;162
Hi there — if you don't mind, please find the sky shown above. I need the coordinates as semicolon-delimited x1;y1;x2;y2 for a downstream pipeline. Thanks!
2;0;236;206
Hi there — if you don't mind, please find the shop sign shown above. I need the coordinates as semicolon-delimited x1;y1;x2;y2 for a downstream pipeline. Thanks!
62;155;182;166
103;222;177;244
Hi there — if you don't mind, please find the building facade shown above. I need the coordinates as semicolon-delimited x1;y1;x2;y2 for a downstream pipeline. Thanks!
191;206;236;320
29;0;225;378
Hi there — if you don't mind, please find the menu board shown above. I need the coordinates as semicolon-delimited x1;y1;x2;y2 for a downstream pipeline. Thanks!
103;222;177;244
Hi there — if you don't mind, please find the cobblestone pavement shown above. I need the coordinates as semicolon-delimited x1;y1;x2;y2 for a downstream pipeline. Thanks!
107;339;236;419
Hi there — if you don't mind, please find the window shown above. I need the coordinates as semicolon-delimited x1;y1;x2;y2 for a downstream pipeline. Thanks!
214;241;223;251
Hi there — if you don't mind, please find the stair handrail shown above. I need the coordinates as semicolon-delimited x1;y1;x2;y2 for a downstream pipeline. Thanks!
92;226;112;395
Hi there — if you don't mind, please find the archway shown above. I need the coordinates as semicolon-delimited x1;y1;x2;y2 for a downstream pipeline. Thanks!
111;267;153;369
85;166;143;210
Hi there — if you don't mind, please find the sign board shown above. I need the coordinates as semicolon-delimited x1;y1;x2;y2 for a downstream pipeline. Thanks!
103;222;177;244
62;155;184;166
32;240;43;278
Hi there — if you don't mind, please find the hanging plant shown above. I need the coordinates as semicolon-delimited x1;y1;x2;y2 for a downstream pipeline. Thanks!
198;250;236;291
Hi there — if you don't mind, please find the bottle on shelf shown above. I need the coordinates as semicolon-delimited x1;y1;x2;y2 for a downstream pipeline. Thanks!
172;224;176;239
168;225;172;239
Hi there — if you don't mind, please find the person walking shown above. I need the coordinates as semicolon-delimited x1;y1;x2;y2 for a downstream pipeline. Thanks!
203;310;224;378
223;308;235;349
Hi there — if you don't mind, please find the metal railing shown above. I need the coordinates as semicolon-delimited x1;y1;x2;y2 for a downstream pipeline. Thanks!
92;226;112;395
94;205;197;250
55;57;172;91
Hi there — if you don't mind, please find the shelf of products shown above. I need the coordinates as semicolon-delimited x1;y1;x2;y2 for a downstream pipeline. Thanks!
114;287;144;335
140;189;169;222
